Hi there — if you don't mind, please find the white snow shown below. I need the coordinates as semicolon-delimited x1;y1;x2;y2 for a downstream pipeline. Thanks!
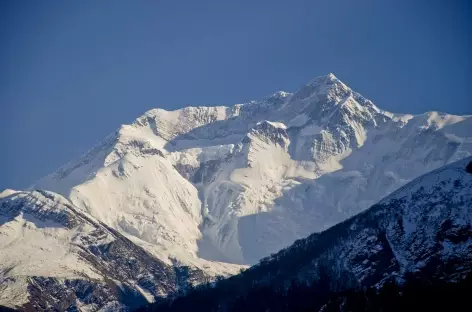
29;73;472;270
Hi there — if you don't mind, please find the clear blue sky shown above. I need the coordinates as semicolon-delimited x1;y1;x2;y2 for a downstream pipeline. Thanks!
1;0;471;190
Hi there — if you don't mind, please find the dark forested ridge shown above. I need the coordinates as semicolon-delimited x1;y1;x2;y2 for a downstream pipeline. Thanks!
137;271;472;312
322;272;472;312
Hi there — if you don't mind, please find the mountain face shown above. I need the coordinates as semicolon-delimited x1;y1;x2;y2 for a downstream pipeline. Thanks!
141;157;472;312
33;73;472;266
0;189;214;311
2;74;471;310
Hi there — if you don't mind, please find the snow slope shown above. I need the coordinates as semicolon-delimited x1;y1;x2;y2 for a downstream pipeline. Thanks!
0;189;203;310
33;73;472;266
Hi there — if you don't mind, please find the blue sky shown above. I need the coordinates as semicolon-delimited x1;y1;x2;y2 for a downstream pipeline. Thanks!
1;0;471;190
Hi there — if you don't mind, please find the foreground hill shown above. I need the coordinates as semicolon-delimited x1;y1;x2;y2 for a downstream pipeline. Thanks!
0;190;211;311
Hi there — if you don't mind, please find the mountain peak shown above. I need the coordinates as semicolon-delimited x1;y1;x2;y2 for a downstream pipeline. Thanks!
306;72;342;86
327;72;337;79
293;73;351;103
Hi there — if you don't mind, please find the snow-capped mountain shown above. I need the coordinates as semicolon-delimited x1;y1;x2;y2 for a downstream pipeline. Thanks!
33;73;472;266
140;157;472;311
2;73;471;310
